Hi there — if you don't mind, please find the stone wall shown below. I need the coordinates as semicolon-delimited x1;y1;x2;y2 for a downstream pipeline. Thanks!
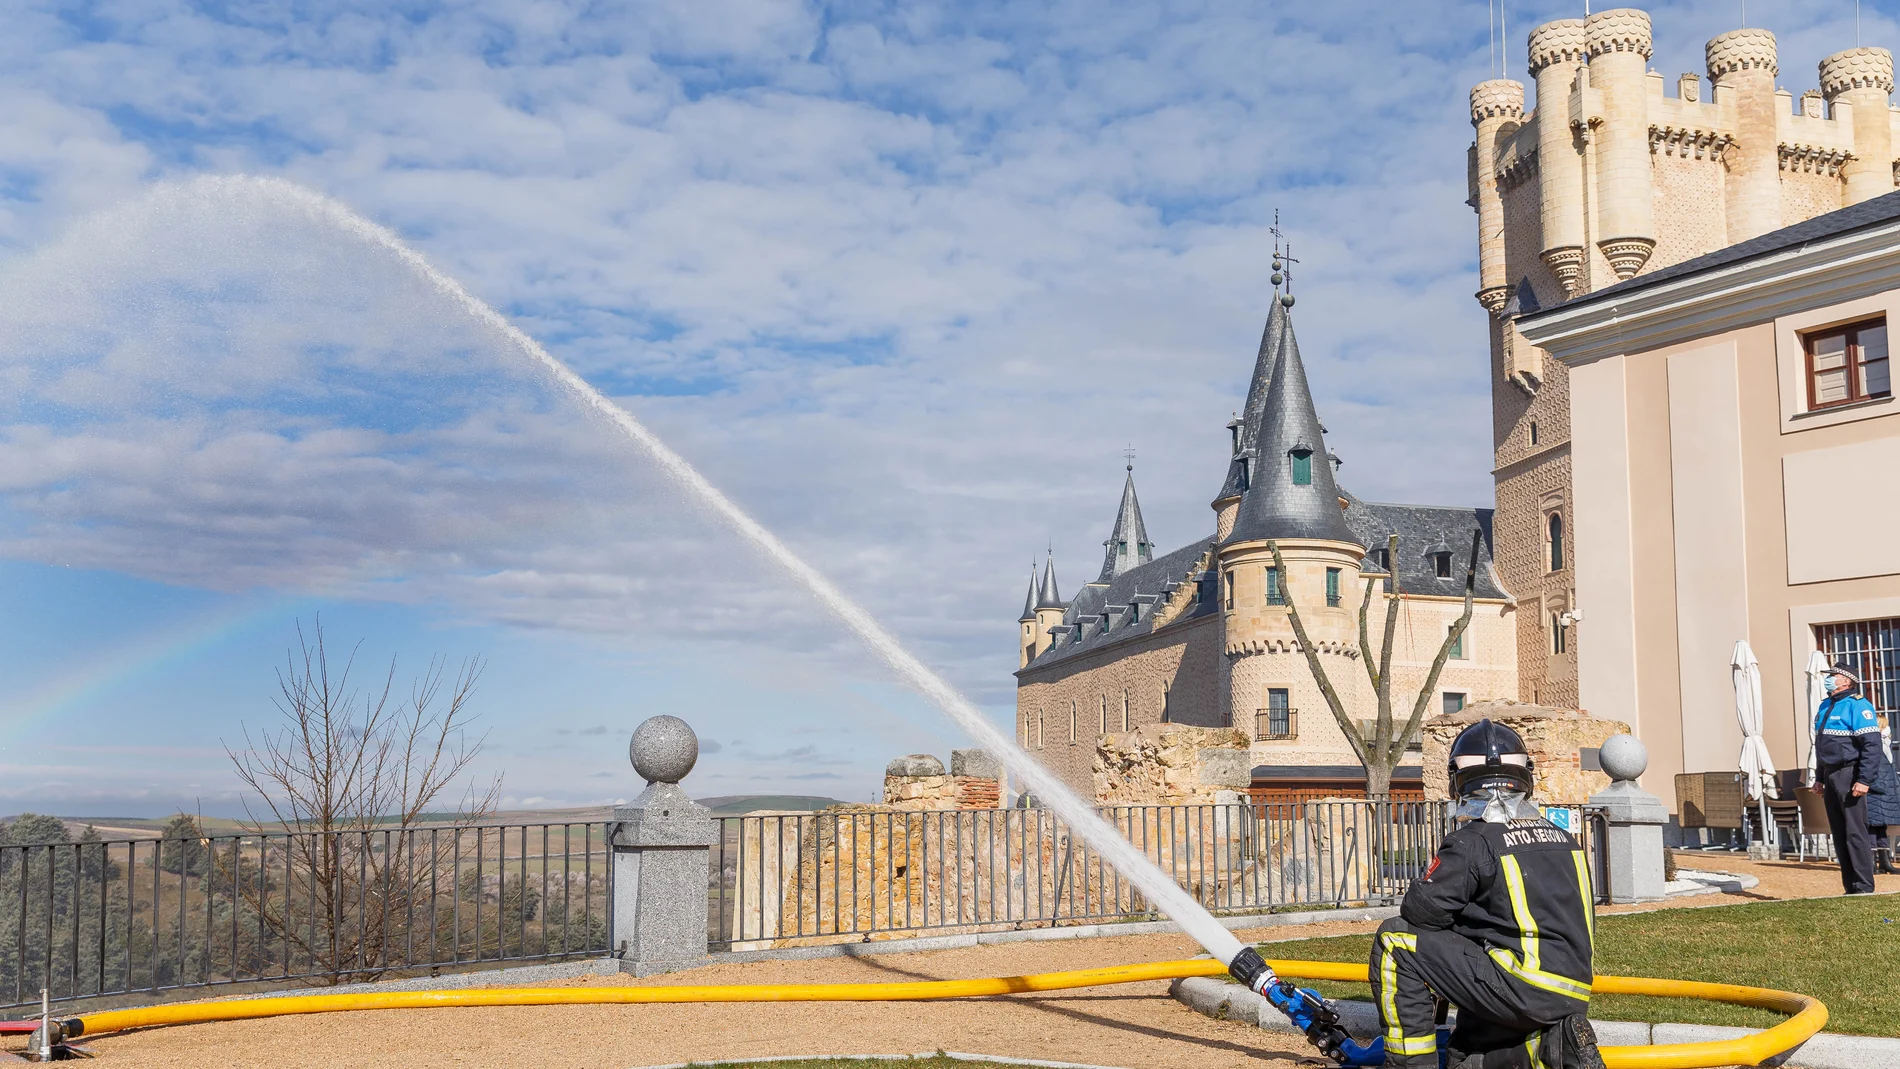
1420;701;1630;804
1092;724;1250;804
883;750;1003;810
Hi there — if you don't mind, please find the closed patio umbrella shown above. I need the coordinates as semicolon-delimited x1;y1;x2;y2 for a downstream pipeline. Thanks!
1733;640;1777;852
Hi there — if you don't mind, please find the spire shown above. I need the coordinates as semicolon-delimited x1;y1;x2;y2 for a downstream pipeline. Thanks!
1098;462;1153;582
1215;295;1286;503
1224;307;1358;546
1035;547;1064;609
1019;561;1040;622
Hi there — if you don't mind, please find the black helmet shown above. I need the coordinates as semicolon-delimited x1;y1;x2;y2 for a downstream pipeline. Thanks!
1448;718;1534;798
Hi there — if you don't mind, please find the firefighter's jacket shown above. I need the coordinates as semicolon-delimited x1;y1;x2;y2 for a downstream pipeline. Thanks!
1814;691;1885;786
1400;816;1595;1004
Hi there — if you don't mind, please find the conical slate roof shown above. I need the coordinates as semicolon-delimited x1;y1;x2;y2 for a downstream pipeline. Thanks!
1019;562;1039;622
1214;298;1287;503
1224;308;1359;546
1035;549;1064;609
1097;468;1153;582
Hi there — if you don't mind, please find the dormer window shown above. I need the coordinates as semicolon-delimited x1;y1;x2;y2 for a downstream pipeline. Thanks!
1237;457;1250;492
1370;548;1390;570
1290;448;1313;486
1431;552;1453;579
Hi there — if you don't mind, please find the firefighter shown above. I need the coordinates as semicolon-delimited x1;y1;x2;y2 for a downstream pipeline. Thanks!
1368;719;1603;1069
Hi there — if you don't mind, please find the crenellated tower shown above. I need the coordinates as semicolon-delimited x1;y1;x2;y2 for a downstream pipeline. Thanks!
1470;7;1898;707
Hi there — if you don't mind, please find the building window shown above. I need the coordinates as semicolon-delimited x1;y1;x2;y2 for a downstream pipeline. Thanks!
1442;691;1467;716
1325;568;1341;606
1121;689;1130;731
1258;688;1293;740
1161;682;1171;724
1528;420;1539;446
1547;512;1565;572
1099;695;1108;736
1290;450;1313;486
1069;702;1077;744
1431;552;1453;579
1805;318;1890;409
1036;709;1044;749
1370;547;1389;571
1816;618;1900;719
1551;612;1567;655
1224;570;1235;611
1266;567;1285;605
1447;624;1467;659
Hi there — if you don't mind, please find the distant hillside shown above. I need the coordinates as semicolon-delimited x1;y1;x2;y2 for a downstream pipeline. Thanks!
696;795;846;816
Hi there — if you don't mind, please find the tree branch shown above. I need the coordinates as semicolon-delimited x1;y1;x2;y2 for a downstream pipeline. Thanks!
1267;540;1368;765
1393;528;1483;767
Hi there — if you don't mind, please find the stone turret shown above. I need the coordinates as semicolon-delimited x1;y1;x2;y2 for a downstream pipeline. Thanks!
1821;47;1896;206
1528;19;1587;298
1586;9;1656;279
1018;562;1040;669
1032;548;1066;659
1707;28;1781;244
1471;79;1525;313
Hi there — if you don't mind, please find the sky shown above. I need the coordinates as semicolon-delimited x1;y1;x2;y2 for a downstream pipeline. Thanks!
0;0;1890;818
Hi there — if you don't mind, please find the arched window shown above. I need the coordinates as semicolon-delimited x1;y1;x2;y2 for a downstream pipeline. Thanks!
1547;512;1565;572
1036;708;1044;749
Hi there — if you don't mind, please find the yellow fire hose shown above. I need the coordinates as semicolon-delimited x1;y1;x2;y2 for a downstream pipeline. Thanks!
61;958;1824;1069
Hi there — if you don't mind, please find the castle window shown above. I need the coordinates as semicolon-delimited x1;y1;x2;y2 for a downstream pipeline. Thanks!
1528;420;1539;446
1431;552;1453;579
1325;568;1341;606
1238;457;1250;491
1551;612;1567;655
1069;702;1077;743
1265;567;1285;605
1547;512;1565;572
1447;624;1466;659
1118;540;1128;559
1122;689;1130;731
1224;570;1235;611
1370;547;1389;571
1290;449;1313;486
1099;695;1108;735
1036;709;1044;748
1804;318;1889;410
1260;689;1292;740
1161;682;1171;724
1442;691;1467;715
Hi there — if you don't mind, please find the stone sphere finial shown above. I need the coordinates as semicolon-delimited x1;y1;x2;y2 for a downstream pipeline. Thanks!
1820;47;1894;101
1584;9;1653;61
1599;734;1648;782
1527;19;1587;77
1470;79;1526;125
1707;28;1778;80
630;715;699;785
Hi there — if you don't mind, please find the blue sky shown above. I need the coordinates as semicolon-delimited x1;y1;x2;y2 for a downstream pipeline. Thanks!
0;0;1890;817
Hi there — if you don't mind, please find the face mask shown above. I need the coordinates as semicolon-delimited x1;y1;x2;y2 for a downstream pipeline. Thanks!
1453;788;1541;824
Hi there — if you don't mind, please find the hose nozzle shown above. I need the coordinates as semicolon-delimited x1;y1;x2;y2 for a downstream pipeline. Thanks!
1226;946;1278;995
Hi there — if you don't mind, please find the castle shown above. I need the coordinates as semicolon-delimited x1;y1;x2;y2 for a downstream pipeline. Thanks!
1471;9;1900;707
1013;297;1515;798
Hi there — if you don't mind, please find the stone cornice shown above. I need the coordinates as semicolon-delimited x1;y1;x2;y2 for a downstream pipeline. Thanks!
1516;216;1900;366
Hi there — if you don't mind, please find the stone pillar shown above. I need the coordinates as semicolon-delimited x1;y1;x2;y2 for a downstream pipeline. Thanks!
1529;19;1588;298
1708;28;1781;244
884;753;955;809
1587;733;1667;904
1586;9;1657;280
612;715;717;975
1471;79;1525;313
1822;47;1896;206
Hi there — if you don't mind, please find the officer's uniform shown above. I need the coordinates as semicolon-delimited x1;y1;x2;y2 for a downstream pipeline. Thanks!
1814;688;1885;894
1370;816;1594;1069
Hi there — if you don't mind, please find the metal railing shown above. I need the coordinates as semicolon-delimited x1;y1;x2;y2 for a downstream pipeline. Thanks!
0;822;611;1011
1255;708;1298;741
710;798;1449;949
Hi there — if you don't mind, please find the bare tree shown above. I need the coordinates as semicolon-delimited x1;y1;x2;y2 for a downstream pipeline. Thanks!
226;618;497;982
1269;529;1483;795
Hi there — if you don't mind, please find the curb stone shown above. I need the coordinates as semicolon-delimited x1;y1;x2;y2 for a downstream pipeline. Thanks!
1169;975;1900;1069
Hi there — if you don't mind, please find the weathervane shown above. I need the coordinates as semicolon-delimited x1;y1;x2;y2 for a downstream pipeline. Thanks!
1270;211;1298;309
1123;444;1137;472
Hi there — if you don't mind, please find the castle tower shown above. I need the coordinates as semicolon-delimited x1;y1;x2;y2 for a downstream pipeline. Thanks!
1032;549;1066;659
1821;47;1896;206
1528;19;1587;298
1212;296;1286;542
1098;465;1153;581
1586;9;1657;279
1707;28;1781;244
1471;79;1526;312
1216;305;1366;739
1018;562;1040;669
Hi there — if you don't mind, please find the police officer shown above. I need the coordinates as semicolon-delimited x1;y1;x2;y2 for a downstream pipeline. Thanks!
1811;661;1885;895
1369;720;1602;1069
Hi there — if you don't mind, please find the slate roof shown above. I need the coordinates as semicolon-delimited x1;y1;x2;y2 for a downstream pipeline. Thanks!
1018;537;1218;672
1342;494;1508;601
1035;549;1065;610
1018;563;1039;623
1097;469;1154;582
1215;299;1286;503
1527;187;1900;318
1224;308;1358;545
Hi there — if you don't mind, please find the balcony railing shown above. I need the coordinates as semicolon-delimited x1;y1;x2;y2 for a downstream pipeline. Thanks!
1255;708;1297;741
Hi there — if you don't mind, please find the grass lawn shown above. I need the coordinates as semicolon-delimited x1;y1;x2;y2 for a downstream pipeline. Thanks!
1248;895;1900;1037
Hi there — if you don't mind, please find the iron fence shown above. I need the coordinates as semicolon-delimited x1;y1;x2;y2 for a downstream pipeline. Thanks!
0;822;611;1011
710;798;1452;949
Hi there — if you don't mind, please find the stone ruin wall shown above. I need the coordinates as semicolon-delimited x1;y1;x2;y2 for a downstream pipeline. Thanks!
1419;700;1630;804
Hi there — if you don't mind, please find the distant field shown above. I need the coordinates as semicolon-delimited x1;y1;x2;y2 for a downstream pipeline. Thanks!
26;794;847;839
